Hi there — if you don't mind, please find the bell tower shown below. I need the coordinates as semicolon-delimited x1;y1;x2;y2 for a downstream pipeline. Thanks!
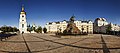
19;5;28;33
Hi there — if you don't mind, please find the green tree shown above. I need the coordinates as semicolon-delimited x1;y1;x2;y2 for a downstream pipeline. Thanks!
106;24;112;34
13;27;19;32
0;26;19;33
27;24;32;33
27;28;32;33
0;26;8;32
33;27;35;31
35;26;42;33
5;26;8;32
43;27;47;33
31;26;35;31
8;27;13;32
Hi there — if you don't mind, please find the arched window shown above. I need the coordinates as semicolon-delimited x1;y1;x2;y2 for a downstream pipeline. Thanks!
22;15;24;17
22;24;24;28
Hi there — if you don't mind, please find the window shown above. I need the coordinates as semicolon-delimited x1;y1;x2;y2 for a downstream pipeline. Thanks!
22;24;24;28
22;15;24;17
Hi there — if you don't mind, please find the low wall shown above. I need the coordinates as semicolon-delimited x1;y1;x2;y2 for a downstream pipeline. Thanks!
60;35;93;38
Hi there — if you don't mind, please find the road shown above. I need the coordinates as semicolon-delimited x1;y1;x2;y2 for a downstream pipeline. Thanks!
0;33;120;53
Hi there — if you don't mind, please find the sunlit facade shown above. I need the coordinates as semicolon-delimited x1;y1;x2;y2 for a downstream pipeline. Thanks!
94;18;120;33
19;5;28;33
45;20;93;34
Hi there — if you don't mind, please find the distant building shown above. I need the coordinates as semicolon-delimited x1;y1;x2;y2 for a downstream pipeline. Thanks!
45;16;93;33
94;18;108;33
109;23;120;31
19;5;28;33
19;5;38;34
94;18;120;33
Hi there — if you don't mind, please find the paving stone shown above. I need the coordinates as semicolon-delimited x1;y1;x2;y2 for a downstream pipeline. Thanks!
0;34;120;53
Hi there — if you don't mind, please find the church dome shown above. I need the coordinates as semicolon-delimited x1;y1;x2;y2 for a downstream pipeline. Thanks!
102;18;106;21
20;11;26;14
95;18;101;21
70;15;75;22
95;18;106;21
20;5;26;14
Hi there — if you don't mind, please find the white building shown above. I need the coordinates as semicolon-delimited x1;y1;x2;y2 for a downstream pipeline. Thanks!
94;18;109;33
75;20;93;33
109;23;120;31
45;20;68;33
19;5;28;33
45;17;93;33
94;18;120;33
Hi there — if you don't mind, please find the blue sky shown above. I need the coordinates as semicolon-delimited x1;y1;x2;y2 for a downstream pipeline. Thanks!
0;0;120;28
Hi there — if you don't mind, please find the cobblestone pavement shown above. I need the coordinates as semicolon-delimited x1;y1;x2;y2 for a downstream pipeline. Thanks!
0;33;120;53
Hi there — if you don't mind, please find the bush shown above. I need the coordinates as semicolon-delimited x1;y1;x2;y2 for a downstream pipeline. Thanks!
0;26;19;33
35;26;42;33
43;27;47;33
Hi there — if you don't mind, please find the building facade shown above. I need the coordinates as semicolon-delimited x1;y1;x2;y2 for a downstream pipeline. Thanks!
109;23;120;32
94;18;120;33
94;18;108;33
19;6;28;33
45;17;93;33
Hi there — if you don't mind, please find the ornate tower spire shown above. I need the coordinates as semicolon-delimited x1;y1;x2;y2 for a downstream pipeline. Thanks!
19;4;27;33
20;4;26;14
22;4;24;11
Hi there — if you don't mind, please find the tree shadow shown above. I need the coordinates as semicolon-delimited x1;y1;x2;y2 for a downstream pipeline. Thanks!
31;35;120;52
0;35;88;53
1;34;120;53
0;34;17;41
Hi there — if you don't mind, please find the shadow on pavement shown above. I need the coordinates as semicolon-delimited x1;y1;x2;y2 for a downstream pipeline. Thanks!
0;34;17;41
2;40;45;43
0;34;120;53
101;35;110;53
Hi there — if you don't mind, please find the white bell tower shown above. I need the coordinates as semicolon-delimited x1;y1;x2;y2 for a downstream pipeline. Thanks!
19;5;28;33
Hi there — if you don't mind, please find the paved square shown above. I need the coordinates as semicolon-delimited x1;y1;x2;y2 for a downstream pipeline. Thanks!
0;34;120;53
